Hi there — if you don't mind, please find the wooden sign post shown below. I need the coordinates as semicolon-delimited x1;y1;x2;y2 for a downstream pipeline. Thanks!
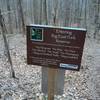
26;24;86;100
42;67;65;96
48;68;57;100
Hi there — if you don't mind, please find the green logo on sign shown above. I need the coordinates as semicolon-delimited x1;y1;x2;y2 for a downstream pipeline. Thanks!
30;27;43;41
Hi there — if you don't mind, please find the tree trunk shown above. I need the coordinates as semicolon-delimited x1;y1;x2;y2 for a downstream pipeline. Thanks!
43;0;48;25
33;0;39;24
17;0;25;34
39;0;43;24
0;10;16;78
6;0;13;34
84;0;87;29
94;0;100;38
13;0;18;33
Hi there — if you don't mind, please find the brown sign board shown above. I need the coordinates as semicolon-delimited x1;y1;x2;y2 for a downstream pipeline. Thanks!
27;25;86;71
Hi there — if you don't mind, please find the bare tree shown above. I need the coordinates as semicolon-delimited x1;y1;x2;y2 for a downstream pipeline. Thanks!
6;0;13;34
0;10;16;78
13;0;19;33
84;0;87;29
17;0;25;34
80;0;84;27
94;0;100;38
33;0;39;24
43;0;48;25
39;0;43;24
64;0;71;26
51;0;59;25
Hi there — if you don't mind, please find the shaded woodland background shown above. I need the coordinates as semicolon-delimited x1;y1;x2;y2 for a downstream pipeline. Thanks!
0;0;100;38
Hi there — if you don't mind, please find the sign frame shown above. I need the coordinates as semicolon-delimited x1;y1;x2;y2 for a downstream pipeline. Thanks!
27;24;86;71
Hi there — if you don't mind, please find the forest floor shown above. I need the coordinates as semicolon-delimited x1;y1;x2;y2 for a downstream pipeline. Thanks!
0;33;100;100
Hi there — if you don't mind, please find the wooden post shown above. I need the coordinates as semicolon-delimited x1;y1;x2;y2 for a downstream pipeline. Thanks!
42;67;65;95
48;68;58;100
